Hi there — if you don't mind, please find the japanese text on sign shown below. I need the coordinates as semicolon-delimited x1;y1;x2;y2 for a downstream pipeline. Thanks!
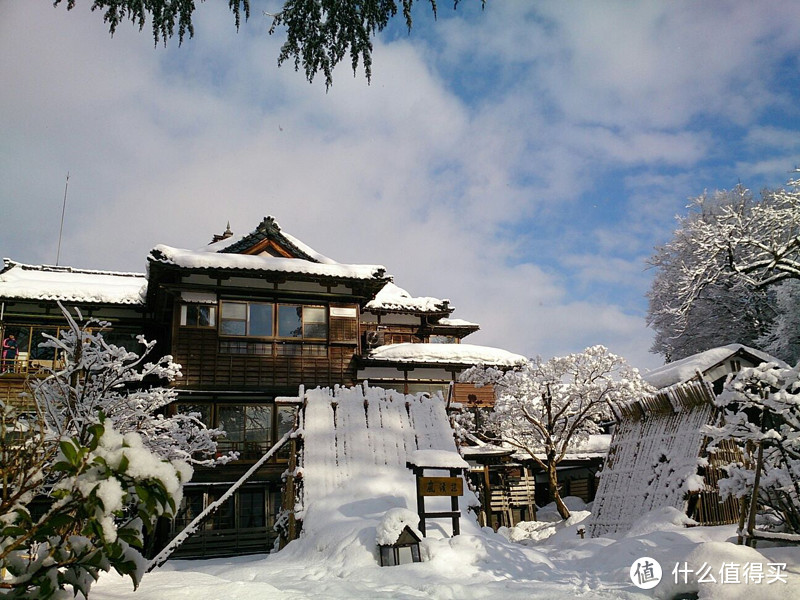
419;477;463;497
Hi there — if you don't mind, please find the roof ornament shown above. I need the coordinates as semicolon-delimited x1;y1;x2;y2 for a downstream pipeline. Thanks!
210;221;234;244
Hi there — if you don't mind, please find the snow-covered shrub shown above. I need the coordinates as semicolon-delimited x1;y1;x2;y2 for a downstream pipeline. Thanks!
705;361;800;534
0;303;227;598
0;414;189;598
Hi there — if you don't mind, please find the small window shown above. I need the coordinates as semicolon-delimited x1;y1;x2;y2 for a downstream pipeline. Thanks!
278;305;303;338
730;359;742;373
278;305;327;340
220;301;273;337
430;335;457;344
180;304;217;328
304;307;327;339
218;405;273;459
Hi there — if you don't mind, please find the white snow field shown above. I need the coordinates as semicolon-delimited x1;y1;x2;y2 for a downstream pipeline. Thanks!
91;385;800;599
92;503;800;599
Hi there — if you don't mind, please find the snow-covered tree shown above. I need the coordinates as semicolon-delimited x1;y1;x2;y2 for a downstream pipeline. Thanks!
461;345;652;520
705;361;800;535
757;280;800;365
32;304;231;466
648;177;800;363
0;304;229;598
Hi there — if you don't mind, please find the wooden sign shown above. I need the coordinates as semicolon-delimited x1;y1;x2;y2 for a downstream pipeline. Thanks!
419;476;463;497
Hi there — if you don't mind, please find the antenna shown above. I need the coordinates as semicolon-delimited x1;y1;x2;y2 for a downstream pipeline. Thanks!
56;172;69;266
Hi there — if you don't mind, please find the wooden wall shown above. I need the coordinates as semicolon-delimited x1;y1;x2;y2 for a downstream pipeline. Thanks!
173;328;357;389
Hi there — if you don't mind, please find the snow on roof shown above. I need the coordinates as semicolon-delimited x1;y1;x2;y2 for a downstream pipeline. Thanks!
367;343;527;367
644;344;785;389
149;244;387;281
407;449;469;469
279;229;338;265
299;384;476;513
436;317;479;328
365;282;450;313
375;508;422;545
0;260;146;305
200;221;340;265
460;444;514;458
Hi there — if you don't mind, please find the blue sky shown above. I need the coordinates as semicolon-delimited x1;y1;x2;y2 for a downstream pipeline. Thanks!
2;1;800;370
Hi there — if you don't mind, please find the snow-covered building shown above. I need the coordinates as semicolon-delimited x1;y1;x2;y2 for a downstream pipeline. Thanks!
644;343;786;393
0;216;523;558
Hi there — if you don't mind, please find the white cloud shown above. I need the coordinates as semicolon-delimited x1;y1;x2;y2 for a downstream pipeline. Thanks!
3;1;800;373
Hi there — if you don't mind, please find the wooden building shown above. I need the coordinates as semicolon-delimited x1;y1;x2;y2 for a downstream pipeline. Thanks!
0;216;524;558
643;343;785;394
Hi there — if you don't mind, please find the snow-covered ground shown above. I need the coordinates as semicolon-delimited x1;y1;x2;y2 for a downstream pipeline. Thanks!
92;498;800;599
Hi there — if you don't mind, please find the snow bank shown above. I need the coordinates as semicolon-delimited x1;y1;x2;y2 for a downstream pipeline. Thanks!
93;504;800;600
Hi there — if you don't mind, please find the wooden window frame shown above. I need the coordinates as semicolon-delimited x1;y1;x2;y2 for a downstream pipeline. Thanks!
219;300;274;338
276;304;328;341
179;304;217;328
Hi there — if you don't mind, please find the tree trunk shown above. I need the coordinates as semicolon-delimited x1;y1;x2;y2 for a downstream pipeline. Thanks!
548;460;570;520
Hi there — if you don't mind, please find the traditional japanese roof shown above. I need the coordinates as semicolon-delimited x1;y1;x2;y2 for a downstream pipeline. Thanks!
436;317;479;328
149;245;387;281
148;217;388;282
213;216;338;264
643;344;785;390
0;260;146;305
365;282;452;315
364;343;527;367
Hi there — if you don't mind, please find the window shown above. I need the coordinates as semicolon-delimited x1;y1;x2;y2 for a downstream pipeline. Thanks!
100;329;145;352
173;402;298;462
239;489;266;528
217;405;273;459
175;403;212;426
220;301;273;337
277;305;327;339
2;324;68;373
430;335;457;344
180;304;217;328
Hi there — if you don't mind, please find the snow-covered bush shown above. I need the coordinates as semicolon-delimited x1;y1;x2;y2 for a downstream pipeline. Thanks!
0;411;189;598
705;361;800;534
0;304;227;598
461;345;652;519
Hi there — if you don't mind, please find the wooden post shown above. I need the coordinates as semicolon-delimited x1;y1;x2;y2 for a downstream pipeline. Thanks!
481;465;491;528
414;466;427;536
450;468;460;535
745;441;765;548
408;462;465;538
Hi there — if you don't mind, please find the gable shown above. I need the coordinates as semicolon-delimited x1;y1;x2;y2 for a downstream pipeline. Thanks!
219;216;320;262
